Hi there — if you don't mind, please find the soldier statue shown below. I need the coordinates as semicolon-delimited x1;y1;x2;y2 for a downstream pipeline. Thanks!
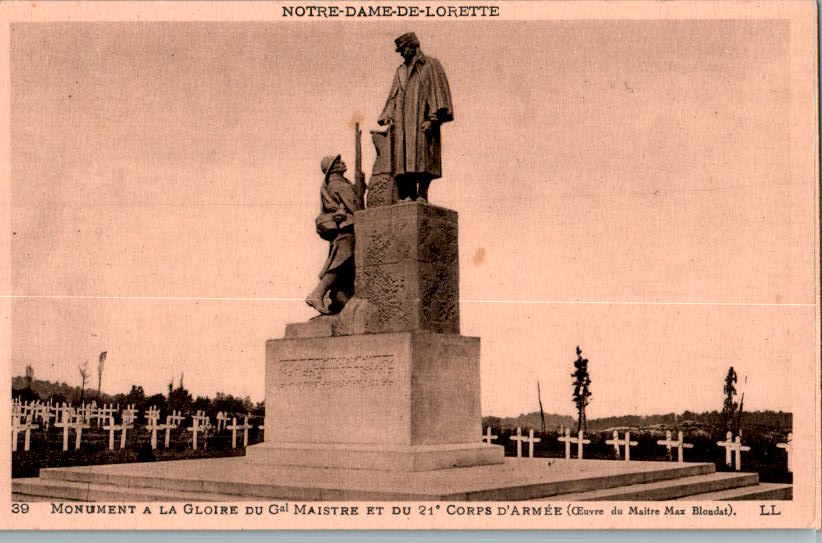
378;32;454;203
305;154;365;315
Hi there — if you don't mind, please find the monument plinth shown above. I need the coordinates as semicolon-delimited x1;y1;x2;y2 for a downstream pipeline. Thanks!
252;202;504;471
285;202;459;338
247;330;501;471
355;202;459;334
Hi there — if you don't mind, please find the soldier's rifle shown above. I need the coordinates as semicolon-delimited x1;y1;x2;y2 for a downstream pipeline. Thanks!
354;122;366;194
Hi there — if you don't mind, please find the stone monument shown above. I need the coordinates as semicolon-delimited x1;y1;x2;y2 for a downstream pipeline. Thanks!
246;32;504;472
248;175;503;471
12;32;791;505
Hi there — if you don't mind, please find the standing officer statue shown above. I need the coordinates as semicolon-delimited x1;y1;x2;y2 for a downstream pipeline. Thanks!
378;32;454;203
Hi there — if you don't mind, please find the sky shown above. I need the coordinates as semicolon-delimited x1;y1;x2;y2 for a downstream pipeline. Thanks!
8;20;816;418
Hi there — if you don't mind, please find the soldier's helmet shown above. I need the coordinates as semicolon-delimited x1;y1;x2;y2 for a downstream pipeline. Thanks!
321;154;341;183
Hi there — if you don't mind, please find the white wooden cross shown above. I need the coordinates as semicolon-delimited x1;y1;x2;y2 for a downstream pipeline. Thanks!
656;430;694;462
225;417;239;448
716;431;750;470
716;432;734;466
94;405;104;426
36;403;55;431
572;430;591;459
605;431;638;461
122;404;139;426
10;415;23;452
776;432;793;473
557;428;573;459
557;428;591;459
119;412;135;449
482;426;497;444
164;410;185;448
526;429;541;457
145;406;162;449
12;400;23;420
225;416;253;448
68;413;90;451
101;415;121;450
97;403;117;427
145;406;160;423
19;401;35;420
79;401;97;425
241;414;252;447
187;411;211;450
732;435;751;470
74;403;87;425
716;431;735;467
53;405;74;452
606;430;622;458
216;411;226;431
20;414;39;452
11;401;23;426
41;401;58;431
509;427;529;458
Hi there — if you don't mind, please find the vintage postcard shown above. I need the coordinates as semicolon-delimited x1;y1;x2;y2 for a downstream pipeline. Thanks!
0;0;817;531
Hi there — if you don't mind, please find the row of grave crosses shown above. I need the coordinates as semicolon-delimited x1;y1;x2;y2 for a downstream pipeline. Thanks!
143;406;184;449
11;400;264;453
52;405;90;452
497;427;695;463
173;410;256;451
713;430;792;472
482;427;793;472
13;399;121;432
10;414;39;452
508;427;694;463
100;405;144;450
11;401;100;452
90;408;258;452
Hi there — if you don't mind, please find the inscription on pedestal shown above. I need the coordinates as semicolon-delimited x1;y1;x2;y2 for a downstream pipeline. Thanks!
278;355;396;388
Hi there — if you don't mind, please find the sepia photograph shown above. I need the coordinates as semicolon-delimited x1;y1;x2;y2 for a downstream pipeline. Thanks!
0;0;817;530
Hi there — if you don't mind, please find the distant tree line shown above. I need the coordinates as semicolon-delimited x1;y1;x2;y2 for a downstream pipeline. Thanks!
484;409;791;434
11;374;264;420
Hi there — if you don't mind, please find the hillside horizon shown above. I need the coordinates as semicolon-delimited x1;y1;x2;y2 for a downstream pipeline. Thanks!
14;375;791;433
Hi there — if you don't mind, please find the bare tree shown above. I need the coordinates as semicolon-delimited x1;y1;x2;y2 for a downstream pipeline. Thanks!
537;381;546;433
96;351;107;399
734;375;747;436
24;365;34;390
79;360;90;403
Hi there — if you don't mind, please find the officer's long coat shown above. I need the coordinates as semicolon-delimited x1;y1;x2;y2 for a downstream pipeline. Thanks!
379;53;453;179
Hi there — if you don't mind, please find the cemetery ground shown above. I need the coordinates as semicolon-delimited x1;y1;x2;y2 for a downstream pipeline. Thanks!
11;380;791;487
12;411;791;487
491;424;792;485
11;409;264;479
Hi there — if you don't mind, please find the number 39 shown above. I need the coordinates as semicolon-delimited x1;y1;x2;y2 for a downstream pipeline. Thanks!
11;503;29;514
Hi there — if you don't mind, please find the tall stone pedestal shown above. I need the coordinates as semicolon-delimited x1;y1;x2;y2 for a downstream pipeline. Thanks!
354;202;459;334
247;331;503;471
252;202;504;471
